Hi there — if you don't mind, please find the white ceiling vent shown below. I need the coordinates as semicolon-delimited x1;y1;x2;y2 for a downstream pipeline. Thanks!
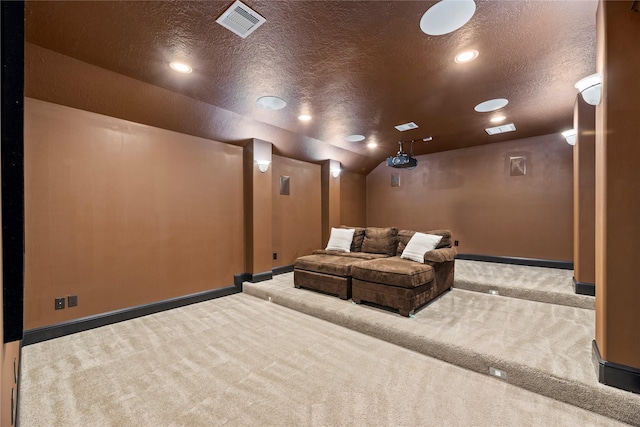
216;0;266;39
485;123;516;135
395;122;419;132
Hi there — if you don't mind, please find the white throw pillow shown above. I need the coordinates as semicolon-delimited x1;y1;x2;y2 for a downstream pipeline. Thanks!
325;228;355;252
400;232;443;263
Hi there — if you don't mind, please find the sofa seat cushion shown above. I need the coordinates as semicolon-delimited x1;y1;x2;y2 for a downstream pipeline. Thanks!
351;257;435;288
295;254;369;277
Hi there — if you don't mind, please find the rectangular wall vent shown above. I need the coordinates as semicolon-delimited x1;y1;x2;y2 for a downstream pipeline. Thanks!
485;123;516;135
216;0;266;39
395;122;419;132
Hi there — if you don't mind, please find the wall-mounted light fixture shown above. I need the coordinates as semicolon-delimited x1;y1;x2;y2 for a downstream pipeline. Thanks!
575;73;602;106
256;160;270;173
331;168;341;178
561;129;577;146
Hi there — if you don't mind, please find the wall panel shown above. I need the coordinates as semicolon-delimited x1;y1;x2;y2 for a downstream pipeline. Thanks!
367;134;573;261
24;99;244;329
271;156;321;267
340;171;366;227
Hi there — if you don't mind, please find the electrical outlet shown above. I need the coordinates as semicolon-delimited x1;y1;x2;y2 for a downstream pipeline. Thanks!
454;240;459;246
55;298;65;310
68;295;78;307
273;252;278;260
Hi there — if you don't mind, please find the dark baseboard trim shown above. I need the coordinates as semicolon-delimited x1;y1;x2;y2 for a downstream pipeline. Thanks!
251;271;273;283
456;254;573;270
573;277;595;296
592;340;640;394
23;284;241;346
234;273;251;288
273;264;294;276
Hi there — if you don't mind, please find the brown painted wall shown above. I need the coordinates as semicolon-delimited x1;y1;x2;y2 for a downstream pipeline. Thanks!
573;97;596;285
340;171;367;227
271;156;322;267
24;98;245;329
595;1;640;368
243;139;273;275
321;160;341;246
367;134;573;260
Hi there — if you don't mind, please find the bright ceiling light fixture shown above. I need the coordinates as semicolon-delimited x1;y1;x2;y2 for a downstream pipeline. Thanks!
367;141;378;148
298;114;312;121
474;98;509;113
169;61;193;73
420;0;476;36
256;96;287;110
455;50;478;63
575;73;602;106
490;115;507;123
562;129;577;146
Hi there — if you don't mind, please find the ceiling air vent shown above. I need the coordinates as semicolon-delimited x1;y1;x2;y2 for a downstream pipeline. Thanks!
485;123;516;135
216;0;266;39
395;122;419;132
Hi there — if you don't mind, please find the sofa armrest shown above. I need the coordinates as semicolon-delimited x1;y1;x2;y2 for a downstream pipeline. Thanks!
423;247;457;263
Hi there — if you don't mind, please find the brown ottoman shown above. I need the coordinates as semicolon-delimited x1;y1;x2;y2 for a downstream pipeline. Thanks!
294;254;367;299
351;257;449;316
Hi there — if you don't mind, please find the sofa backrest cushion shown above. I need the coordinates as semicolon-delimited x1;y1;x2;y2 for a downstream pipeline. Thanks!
361;227;398;256
397;229;452;255
340;225;366;252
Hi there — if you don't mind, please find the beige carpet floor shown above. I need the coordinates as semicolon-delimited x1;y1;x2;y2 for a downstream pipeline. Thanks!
453;260;594;309
19;293;629;427
244;271;640;425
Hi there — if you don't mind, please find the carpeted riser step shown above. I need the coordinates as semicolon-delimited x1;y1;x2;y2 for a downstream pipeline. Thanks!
243;282;640;427
452;260;595;310
453;279;595;310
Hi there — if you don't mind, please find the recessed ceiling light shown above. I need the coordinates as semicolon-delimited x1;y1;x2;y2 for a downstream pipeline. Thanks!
298;114;312;121
367;141;378;148
345;134;366;142
420;0;476;36
169;62;192;74
474;98;509;113
485;123;516;135
455;50;478;63
490;115;506;123
256;96;287;110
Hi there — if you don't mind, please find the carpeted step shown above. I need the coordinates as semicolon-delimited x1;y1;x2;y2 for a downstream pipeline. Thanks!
243;273;639;426
453;260;594;309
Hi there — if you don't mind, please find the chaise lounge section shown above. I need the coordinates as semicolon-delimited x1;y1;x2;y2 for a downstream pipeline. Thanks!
293;227;393;299
351;230;456;316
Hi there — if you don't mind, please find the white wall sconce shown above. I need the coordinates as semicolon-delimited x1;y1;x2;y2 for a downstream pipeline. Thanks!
256;160;270;173
575;73;602;106
562;129;577;146
330;168;341;178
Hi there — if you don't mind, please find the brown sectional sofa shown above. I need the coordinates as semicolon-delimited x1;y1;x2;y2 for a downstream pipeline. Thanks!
294;226;456;316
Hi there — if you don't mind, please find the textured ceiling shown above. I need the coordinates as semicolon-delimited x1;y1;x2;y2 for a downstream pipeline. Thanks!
25;0;597;173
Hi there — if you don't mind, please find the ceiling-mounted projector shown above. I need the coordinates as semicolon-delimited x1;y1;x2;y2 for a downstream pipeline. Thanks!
386;138;431;169
386;151;417;169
